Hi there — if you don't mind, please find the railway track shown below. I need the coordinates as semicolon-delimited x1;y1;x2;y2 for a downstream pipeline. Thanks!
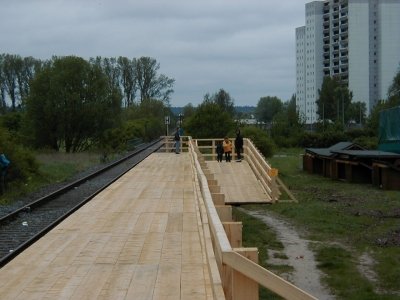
0;138;164;267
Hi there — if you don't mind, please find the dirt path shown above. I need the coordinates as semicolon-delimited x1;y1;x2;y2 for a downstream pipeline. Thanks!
240;208;336;300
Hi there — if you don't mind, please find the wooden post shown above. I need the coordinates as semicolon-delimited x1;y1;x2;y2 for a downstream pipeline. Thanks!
203;169;213;177
209;185;221;194
222;222;242;248
231;248;259;300
212;139;216;161
207;179;218;186
215;205;232;222
205;173;214;181
211;193;225;206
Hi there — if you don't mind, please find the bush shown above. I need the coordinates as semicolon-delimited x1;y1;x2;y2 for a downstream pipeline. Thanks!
0;127;38;183
299;130;347;148
353;136;378;150
239;126;276;158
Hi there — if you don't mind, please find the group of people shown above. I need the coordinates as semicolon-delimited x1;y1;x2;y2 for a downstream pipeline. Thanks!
172;127;244;162
216;130;243;162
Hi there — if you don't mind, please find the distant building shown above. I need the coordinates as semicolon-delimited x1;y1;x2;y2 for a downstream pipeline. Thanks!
296;0;400;124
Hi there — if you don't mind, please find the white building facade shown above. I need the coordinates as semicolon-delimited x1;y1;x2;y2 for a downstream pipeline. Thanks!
296;0;400;124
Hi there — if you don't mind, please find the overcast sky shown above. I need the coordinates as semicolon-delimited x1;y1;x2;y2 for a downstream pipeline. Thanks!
0;0;308;107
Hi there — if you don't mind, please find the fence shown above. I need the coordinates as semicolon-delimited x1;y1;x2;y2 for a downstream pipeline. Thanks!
193;138;280;203
188;137;316;300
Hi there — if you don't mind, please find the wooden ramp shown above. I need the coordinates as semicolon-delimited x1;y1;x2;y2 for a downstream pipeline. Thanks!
207;160;272;204
0;153;217;300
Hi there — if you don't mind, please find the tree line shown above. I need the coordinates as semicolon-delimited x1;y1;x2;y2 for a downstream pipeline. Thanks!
184;67;400;153
0;54;176;188
0;54;174;111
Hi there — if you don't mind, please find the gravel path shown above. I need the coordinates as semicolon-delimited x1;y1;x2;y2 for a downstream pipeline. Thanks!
240;208;336;300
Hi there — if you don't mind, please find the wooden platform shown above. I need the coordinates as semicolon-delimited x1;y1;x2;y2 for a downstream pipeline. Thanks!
0;153;215;300
207;160;272;204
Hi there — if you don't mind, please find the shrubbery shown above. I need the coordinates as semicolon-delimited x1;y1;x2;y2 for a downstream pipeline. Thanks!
238;126;276;158
0;127;38;183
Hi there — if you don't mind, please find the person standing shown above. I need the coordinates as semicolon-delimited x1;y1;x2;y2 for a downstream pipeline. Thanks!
222;137;232;162
0;151;10;194
235;130;244;161
216;141;224;162
174;127;181;154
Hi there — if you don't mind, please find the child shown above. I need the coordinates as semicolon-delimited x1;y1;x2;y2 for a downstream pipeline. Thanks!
222;137;232;162
216;141;224;162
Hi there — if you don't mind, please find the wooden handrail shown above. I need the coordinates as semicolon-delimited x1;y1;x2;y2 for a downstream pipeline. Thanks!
194;138;279;202
188;137;317;300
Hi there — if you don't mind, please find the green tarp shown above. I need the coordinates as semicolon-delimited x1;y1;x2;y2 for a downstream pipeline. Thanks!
378;106;400;153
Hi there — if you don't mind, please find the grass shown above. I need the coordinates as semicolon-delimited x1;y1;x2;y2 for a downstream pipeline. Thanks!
233;208;287;300
238;148;400;299
0;151;104;205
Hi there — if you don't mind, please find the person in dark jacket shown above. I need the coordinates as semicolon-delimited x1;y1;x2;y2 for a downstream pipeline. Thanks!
0;151;10;194
234;130;244;161
216;141;224;162
174;127;181;154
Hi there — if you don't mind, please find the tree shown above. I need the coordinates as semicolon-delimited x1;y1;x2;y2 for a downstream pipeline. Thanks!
316;76;352;124
0;54;42;111
270;95;304;147
17;56;41;106
211;89;235;116
1;54;20;111
387;68;400;104
366;69;400;135
26;56;122;152
118;56;137;107
185;101;235;138
182;103;196;119
255;96;283;123
135;57;175;104
347;101;366;125
0;55;6;112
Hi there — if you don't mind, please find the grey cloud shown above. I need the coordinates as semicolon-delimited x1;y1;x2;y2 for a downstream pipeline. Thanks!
0;0;307;106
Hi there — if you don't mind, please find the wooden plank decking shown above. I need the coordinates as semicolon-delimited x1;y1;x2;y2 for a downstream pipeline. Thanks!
0;153;215;300
207;160;272;204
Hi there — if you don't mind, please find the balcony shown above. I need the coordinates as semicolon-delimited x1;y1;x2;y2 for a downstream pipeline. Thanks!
333;12;339;20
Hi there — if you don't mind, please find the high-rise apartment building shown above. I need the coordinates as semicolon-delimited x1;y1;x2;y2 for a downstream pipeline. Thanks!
296;0;400;124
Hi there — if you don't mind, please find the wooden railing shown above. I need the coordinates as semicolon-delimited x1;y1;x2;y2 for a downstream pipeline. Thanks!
161;135;190;153
194;138;280;202
188;137;317;300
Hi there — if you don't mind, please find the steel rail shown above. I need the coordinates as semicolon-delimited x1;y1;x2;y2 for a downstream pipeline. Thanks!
0;138;164;268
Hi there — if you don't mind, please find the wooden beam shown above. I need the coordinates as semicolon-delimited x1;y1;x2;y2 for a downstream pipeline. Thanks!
276;177;297;203
207;179;218;186
209;185;221;194
211;193;225;206
232;248;258;300
215;205;232;222
223;251;317;300
222;222;242;248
